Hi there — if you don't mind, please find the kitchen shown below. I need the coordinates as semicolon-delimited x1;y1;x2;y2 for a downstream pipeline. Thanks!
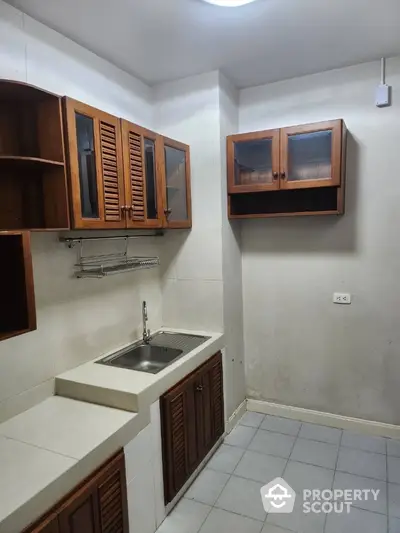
1;1;400;533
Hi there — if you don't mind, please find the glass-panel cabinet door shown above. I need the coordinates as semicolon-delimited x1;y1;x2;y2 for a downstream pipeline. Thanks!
161;138;191;228
64;98;125;229
227;130;280;193
121;121;162;228
75;112;99;219
280;120;343;190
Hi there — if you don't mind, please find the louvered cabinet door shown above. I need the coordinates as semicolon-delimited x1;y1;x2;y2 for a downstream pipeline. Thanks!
58;451;128;533
161;374;198;504
208;352;225;441
64;98;126;229
97;453;129;533
121;120;162;228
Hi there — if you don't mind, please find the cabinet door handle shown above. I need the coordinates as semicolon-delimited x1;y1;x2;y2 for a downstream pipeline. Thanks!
273;172;279;180
164;208;172;218
196;384;204;392
281;171;286;179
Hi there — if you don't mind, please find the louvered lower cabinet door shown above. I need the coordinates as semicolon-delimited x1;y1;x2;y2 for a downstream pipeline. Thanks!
208;352;224;442
161;373;198;504
121;120;162;228
64;98;126;229
161;352;225;505
58;452;128;533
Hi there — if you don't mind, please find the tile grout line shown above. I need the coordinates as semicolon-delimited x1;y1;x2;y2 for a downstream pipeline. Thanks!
220;441;390;483
206;430;267;527
261;421;300;528
191;416;397;533
323;428;343;533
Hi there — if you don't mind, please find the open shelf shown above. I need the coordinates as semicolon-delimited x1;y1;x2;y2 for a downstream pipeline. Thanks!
229;187;344;219
0;156;64;167
0;231;36;342
0;80;70;230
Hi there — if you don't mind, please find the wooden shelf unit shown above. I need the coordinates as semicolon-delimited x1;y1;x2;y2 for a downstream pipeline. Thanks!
0;80;70;230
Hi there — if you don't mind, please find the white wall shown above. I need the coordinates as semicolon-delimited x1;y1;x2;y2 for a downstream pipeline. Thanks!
154;72;224;333
219;73;246;417
0;1;162;422
240;57;400;425
154;72;246;418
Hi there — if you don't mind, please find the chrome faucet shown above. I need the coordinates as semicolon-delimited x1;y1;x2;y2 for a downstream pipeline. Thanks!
142;301;151;343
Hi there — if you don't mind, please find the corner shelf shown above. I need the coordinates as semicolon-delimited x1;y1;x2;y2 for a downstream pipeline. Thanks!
0;80;70;231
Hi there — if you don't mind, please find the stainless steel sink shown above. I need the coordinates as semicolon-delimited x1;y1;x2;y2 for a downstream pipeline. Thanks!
97;331;210;374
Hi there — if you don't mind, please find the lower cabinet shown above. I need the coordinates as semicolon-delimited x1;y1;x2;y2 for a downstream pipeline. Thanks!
161;352;224;504
25;451;128;533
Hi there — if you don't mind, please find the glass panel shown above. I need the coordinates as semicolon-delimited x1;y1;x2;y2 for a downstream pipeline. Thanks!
75;112;99;218
144;138;157;220
165;146;188;221
287;130;332;182
234;139;273;186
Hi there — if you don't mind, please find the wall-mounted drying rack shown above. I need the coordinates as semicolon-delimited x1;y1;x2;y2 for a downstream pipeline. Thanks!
60;233;162;279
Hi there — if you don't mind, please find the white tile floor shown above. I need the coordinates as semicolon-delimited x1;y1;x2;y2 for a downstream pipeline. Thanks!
157;411;400;533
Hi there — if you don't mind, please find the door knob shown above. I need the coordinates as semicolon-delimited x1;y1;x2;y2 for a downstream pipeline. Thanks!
281;171;286;179
164;208;172;218
196;384;204;392
273;172;278;180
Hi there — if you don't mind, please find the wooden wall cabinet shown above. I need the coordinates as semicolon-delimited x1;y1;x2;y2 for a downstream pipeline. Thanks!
0;231;36;342
64;98;192;230
0;81;70;231
64;98;126;229
25;451;128;533
161;352;224;504
228;119;346;218
159;137;192;229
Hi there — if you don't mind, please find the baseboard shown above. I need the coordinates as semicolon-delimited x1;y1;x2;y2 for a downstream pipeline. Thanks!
247;399;400;439
226;399;247;433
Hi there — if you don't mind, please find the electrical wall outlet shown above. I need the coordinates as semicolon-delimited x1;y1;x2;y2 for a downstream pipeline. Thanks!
333;293;351;304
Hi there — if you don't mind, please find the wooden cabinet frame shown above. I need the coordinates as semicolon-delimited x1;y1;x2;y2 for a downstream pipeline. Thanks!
64;98;125;229
158;136;192;229
227;129;280;194
280;120;342;190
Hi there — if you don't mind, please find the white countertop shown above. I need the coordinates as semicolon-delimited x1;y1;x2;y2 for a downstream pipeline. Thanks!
55;328;224;412
0;328;224;533
0;397;146;533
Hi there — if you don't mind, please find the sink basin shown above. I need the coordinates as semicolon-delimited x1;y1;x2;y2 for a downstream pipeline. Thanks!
97;331;210;374
102;344;183;373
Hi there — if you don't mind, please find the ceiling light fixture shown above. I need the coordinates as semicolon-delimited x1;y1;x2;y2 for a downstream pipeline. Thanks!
202;0;258;7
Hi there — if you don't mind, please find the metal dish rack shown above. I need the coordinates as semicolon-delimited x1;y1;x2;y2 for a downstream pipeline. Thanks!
61;234;160;279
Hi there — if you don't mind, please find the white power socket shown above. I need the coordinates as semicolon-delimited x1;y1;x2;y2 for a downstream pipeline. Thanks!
333;293;351;305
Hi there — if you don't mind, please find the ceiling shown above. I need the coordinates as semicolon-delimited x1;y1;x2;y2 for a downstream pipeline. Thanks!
5;0;400;88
